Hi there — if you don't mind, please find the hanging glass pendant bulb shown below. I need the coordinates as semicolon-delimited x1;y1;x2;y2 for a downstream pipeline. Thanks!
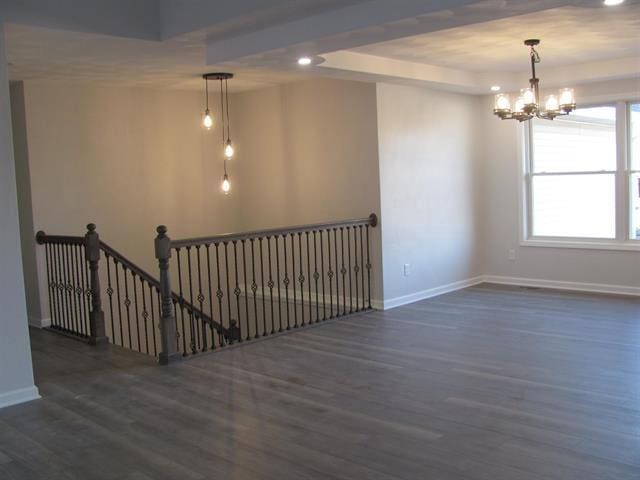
203;109;213;129
221;174;231;194
224;139;234;159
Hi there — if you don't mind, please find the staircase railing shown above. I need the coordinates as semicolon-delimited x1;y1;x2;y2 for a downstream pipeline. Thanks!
35;213;378;364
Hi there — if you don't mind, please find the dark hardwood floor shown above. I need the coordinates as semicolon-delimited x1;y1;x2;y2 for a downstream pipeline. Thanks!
1;283;639;479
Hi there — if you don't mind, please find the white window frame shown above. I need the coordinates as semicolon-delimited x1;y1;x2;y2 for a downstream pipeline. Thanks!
520;98;640;251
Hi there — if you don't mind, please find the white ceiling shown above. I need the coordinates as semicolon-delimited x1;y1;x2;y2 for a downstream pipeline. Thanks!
5;24;307;92
351;5;640;73
3;0;639;94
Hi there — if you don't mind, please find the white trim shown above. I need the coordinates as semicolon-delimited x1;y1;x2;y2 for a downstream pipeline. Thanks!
380;276;484;310
28;316;51;328
520;239;640;251
0;386;40;409
483;275;640;297
376;275;639;311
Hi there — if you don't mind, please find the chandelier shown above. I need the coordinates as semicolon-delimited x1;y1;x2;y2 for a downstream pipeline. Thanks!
493;39;576;122
202;72;235;194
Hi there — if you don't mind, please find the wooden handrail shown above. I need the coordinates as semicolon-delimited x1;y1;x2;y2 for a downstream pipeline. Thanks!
171;213;378;249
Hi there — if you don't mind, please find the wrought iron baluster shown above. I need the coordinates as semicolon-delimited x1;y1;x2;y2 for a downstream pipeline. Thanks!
366;225;372;309
122;265;133;349
50;244;61;329
113;258;124;347
250;239;259;338
313;231;319;323
347;226;353;314
140;278;150;354
320;230;326;321
81;246;92;335
175;249;188;355
77;245;89;336
185;247;198;353
267;237;275;334
275;235;283;332
71;245;83;335
241;240;250;341
43;244;56;328
306;231;312;323
150;284;158;356
223;242;233;344
359;225;365;311
283;235;291;330
195;245;207;352
233;241;243;343
63;244;75;333
214;243;225;346
298;232;305;327
327;229;334;319
340;227;346;316
105;254;117;344
334;228;339;318
132;273;141;351
259;237;267;336
353;227;360;313
205;244;217;349
173;299;181;352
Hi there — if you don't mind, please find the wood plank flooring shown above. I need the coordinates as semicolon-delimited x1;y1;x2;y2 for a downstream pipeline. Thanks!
1;283;639;479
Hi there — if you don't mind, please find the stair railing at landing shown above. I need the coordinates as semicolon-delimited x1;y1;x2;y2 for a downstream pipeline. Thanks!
35;214;378;364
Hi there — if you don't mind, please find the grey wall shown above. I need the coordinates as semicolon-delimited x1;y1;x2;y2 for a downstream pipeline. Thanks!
0;23;39;408
376;83;483;305
10;81;45;327
480;78;640;289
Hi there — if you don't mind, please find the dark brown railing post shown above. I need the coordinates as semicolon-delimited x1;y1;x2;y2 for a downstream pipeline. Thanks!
155;225;179;365
85;223;108;345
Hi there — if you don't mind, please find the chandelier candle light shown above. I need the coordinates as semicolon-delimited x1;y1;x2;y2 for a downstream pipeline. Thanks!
202;72;235;194
493;39;576;122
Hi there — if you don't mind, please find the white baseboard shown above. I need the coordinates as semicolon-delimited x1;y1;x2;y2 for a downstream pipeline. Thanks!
28;316;51;329
380;276;485;310
377;274;639;311
482;275;640;297
0;385;40;409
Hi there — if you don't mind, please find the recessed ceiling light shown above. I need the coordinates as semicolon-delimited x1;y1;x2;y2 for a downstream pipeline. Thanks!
490;85;501;92
297;57;312;66
603;0;625;6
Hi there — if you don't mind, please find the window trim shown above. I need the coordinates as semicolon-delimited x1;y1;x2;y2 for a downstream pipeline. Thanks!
521;99;640;251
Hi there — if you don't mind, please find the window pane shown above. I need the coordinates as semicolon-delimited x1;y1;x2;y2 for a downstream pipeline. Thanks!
631;173;640;240
532;174;615;238
532;106;616;173
631;103;640;171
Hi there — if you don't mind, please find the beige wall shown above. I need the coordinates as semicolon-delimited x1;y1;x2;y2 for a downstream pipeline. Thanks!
231;78;383;300
376;83;483;305
480;78;640;289
17;81;241;278
14;77;384;321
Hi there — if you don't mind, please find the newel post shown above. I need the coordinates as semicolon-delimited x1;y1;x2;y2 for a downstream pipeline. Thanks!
85;223;108;345
155;225;179;365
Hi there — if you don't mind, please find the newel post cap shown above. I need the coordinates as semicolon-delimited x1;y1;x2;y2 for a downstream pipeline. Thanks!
155;225;171;260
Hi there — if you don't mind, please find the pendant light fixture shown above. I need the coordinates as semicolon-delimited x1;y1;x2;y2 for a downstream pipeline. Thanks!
202;72;235;194
493;39;576;122
202;75;213;129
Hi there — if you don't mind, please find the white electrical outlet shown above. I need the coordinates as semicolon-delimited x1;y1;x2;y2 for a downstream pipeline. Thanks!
403;263;411;276
508;249;516;261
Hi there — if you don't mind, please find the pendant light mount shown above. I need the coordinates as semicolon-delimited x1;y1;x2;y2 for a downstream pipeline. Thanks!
202;72;234;81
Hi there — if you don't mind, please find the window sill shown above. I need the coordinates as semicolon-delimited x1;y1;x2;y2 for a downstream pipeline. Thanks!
521;238;640;252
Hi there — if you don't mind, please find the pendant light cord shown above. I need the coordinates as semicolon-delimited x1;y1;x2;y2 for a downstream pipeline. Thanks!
220;79;228;176
205;78;209;111
225;78;231;141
